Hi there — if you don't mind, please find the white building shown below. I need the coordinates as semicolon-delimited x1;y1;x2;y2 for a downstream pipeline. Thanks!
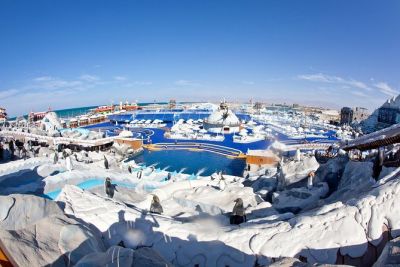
203;102;241;134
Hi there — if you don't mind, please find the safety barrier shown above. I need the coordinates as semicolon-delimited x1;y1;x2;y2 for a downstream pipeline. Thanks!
0;130;115;147
144;142;246;159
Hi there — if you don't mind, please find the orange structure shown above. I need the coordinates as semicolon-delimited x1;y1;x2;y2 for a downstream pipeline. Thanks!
246;150;279;166
114;138;143;150
120;103;142;111
246;150;280;172
0;243;14;267
94;105;115;113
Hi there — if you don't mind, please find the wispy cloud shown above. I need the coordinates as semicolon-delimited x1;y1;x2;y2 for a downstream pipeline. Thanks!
351;91;369;98
297;73;370;90
33;76;53;82
79;74;99;82
374;82;399;96
134;81;152;85
0;89;19;99
114;76;127;81
242;80;255;85
174;80;200;86
33;76;83;90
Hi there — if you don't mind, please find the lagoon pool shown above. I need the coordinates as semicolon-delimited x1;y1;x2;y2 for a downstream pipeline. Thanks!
44;178;141;199
133;149;246;177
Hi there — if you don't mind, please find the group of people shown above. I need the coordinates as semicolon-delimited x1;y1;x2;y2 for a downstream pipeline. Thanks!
0;138;40;161
103;177;164;215
103;177;246;225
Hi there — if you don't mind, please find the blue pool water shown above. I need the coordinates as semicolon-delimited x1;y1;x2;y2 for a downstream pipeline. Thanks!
133;149;246;177
44;178;141;199
83;120;339;178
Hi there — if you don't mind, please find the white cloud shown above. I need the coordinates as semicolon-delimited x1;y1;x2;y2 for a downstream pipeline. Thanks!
33;76;53;82
174;80;200;86
79;74;99;82
242;81;255;85
0;89;19;99
134;81;152;85
374;82;399;96
297;73;370;90
34;77;82;90
114;76;127;81
351;91;368;98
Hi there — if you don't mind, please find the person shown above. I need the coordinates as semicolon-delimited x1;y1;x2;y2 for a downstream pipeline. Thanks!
219;171;227;191
33;146;40;158
104;177;116;198
295;148;301;161
150;195;163;214
66;155;73;171
53;152;59;164
166;172;172;181
128;165;132;174
0;142;3;161
8;139;15;160
307;171;315;189
21;147;28;160
104;155;109;169
372;148;385;180
230;198;246;225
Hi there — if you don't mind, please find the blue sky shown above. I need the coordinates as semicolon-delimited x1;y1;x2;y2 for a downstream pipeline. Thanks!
0;0;399;116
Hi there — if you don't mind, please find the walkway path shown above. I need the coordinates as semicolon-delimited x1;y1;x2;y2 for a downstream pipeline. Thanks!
0;130;116;147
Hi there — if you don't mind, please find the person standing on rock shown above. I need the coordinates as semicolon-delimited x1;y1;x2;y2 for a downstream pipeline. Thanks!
372;148;385;180
230;198;246;225
8;139;15;160
53;151;59;164
104;155;109;169
104;177;115;198
66;155;73;171
21;147;28;160
0;142;3;161
307;171;315;189
218;171;227;191
150;195;163;214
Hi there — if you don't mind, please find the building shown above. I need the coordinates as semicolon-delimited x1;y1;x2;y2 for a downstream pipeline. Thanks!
353;107;369;123
169;99;177;109
340;107;353;125
377;96;400;126
29;111;48;124
203;102;241;133
340;107;369;125
0;107;7;124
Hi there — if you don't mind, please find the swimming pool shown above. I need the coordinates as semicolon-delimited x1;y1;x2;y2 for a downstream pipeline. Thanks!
132;149;246;177
44;178;141;200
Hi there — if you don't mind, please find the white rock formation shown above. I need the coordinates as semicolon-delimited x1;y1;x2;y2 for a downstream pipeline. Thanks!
0;194;63;230
280;156;319;187
75;246;172;267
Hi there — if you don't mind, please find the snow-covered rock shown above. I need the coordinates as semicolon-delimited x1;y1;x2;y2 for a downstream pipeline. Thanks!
326;161;375;202
280;156;319;187
272;183;329;213
75;246;172;267
0;194;63;230
314;156;349;191
0;215;105;266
